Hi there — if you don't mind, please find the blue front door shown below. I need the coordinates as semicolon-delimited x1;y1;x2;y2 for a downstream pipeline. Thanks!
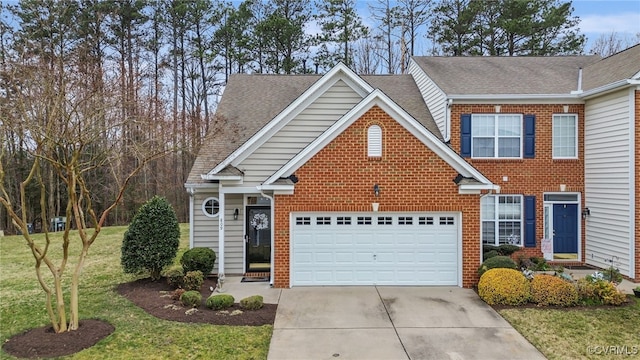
553;204;578;253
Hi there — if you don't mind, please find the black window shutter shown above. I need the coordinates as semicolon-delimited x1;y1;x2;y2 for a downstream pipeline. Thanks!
523;114;535;158
524;195;536;247
460;114;472;157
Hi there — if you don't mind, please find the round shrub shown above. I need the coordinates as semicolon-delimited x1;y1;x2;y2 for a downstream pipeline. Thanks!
483;250;499;260
478;256;517;276
478;268;531;305
121;196;180;280
530;274;578;306
180;290;202;308
576;278;626;306
206;294;235;310
496;244;521;256
239;295;264;310
183;270;204;291
163;265;184;288
180;247;216;274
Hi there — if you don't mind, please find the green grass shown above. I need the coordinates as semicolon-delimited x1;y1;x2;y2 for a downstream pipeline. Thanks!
499;298;640;359
0;225;272;359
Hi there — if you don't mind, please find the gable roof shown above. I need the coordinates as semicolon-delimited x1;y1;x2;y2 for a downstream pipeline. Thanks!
264;88;496;190
187;67;441;185
411;55;601;95
582;44;640;91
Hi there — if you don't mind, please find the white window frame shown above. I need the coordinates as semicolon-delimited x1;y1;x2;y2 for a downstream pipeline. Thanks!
367;124;382;157
552;114;578;159
481;195;523;246
202;197;220;218
471;114;523;159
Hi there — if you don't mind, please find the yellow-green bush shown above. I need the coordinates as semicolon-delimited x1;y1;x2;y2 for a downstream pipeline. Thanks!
530;274;578;306
576;278;627;306
478;268;531;305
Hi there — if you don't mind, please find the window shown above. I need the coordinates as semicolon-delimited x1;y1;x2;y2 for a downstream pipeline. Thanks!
418;216;434;225
357;216;372;225
398;216;413;225
337;216;351;225
481;195;523;246
367;125;382;157
296;217;311;225
377;217;392;225
472;114;522;158
553;114;577;158
316;217;331;225
439;217;454;225
202;197;220;218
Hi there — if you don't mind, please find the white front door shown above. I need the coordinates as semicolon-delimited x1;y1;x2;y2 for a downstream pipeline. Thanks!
291;212;460;286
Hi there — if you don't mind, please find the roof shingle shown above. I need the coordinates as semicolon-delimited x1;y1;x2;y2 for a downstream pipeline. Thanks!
411;55;601;95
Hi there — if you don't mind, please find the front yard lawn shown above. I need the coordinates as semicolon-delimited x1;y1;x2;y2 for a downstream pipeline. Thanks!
499;298;640;359
0;225;271;359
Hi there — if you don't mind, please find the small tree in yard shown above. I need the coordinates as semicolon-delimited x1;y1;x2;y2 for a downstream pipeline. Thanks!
121;196;180;280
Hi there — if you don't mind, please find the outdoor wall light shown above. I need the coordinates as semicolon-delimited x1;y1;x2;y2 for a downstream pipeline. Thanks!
582;208;590;218
373;184;380;197
233;208;239;220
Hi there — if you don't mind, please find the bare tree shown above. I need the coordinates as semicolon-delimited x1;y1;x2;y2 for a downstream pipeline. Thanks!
0;57;169;333
589;31;640;57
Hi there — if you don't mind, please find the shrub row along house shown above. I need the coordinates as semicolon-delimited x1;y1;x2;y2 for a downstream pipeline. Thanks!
186;45;640;288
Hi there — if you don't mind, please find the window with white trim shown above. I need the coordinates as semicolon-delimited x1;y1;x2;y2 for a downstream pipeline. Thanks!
481;195;523;246
202;197;220;218
552;114;577;158
367;125;382;157
472;114;522;158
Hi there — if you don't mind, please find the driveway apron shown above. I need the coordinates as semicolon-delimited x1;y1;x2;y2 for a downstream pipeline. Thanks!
268;286;546;360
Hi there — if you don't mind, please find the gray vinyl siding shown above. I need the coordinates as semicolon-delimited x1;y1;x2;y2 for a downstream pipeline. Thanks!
408;59;447;139
239;79;362;184
584;89;633;277
192;192;245;275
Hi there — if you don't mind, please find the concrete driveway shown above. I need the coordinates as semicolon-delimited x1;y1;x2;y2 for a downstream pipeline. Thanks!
268;287;546;360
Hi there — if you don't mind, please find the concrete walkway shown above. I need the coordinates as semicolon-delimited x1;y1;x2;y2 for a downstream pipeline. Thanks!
268;287;546;360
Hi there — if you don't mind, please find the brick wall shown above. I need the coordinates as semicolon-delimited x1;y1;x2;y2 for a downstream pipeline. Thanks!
450;104;585;260
273;106;481;288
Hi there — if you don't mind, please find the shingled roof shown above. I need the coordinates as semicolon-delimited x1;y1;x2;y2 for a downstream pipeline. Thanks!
582;44;640;91
411;55;601;95
187;73;439;185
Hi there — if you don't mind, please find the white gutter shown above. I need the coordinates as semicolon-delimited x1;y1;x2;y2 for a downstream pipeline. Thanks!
200;174;243;181
447;93;581;101
459;184;501;192
580;79;633;99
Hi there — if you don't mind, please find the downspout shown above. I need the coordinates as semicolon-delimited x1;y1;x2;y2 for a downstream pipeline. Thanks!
188;187;195;249
218;183;225;277
445;98;453;142
259;189;275;287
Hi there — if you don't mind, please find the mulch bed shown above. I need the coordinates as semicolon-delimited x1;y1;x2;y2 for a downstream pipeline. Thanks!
115;276;277;326
2;277;276;359
2;319;114;359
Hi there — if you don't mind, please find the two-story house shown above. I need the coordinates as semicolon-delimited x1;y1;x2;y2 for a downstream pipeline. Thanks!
186;45;640;287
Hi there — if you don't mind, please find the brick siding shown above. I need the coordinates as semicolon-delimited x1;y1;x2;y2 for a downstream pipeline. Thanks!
450;104;585;261
272;103;587;288
274;106;481;287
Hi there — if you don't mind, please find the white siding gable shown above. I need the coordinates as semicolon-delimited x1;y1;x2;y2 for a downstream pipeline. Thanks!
238;79;363;184
408;59;448;140
584;88;634;277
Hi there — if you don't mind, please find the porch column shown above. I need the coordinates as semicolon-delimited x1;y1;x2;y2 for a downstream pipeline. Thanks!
218;184;225;275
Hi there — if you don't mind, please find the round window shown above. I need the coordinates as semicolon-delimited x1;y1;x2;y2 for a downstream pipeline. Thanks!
202;197;220;218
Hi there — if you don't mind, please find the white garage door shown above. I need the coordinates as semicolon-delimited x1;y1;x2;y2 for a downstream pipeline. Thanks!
291;212;460;286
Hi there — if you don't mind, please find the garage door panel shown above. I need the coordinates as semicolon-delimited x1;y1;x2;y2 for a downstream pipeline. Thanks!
292;212;459;286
